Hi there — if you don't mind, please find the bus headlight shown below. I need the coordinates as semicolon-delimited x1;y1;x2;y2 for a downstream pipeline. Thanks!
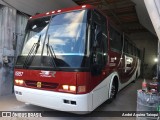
70;86;76;91
15;79;24;85
62;85;69;90
62;85;76;92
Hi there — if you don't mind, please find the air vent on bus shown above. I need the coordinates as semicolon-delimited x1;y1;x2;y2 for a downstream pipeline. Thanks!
63;99;77;105
25;80;59;89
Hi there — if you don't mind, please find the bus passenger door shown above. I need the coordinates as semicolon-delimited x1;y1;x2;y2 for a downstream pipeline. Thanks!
90;10;108;81
89;10;109;109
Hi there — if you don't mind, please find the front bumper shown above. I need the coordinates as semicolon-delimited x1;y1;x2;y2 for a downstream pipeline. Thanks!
14;86;92;114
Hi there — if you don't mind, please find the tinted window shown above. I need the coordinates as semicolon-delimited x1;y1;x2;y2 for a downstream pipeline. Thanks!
124;39;128;53
128;43;132;55
110;26;122;51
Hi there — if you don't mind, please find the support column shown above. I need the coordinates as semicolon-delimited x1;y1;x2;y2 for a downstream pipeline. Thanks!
0;6;16;96
144;0;160;87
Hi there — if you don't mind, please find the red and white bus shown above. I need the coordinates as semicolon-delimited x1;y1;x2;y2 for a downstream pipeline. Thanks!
14;5;141;113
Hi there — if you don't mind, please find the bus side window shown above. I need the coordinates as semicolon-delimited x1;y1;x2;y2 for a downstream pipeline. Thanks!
124;39;128;53
110;26;122;52
133;46;136;56
101;28;107;66
135;47;137;56
128;43;131;54
137;48;140;58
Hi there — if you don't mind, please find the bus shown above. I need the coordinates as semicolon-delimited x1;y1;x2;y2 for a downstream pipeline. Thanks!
14;5;141;113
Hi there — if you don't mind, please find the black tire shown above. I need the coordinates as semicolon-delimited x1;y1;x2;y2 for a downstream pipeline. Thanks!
108;80;117;103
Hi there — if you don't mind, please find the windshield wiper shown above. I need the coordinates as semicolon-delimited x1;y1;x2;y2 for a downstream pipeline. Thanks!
46;35;57;67
23;35;41;68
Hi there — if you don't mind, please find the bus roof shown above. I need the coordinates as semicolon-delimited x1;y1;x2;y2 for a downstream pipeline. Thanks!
29;5;95;20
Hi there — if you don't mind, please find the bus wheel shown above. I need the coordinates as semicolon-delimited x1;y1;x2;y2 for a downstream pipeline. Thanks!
108;80;117;103
110;81;116;99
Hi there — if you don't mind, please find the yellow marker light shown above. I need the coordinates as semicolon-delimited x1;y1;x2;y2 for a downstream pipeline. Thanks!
70;86;76;91
78;86;86;93
62;85;69;90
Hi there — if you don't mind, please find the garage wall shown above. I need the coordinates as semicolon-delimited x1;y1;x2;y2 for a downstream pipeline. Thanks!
130;32;158;79
15;13;28;58
0;6;16;96
0;5;28;96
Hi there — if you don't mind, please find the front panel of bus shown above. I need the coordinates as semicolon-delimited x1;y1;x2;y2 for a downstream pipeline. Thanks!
14;8;111;112
14;9;93;94
14;8;110;93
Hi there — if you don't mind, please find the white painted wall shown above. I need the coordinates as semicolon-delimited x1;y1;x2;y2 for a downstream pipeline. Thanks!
144;0;160;79
144;0;160;42
131;0;156;36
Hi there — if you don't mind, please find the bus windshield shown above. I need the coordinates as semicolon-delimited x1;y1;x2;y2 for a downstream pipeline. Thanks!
16;10;90;70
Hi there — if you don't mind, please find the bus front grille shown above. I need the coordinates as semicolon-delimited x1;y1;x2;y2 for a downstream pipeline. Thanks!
25;80;59;90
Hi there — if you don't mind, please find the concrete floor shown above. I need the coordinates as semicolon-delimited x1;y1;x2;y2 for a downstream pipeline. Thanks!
0;79;143;120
